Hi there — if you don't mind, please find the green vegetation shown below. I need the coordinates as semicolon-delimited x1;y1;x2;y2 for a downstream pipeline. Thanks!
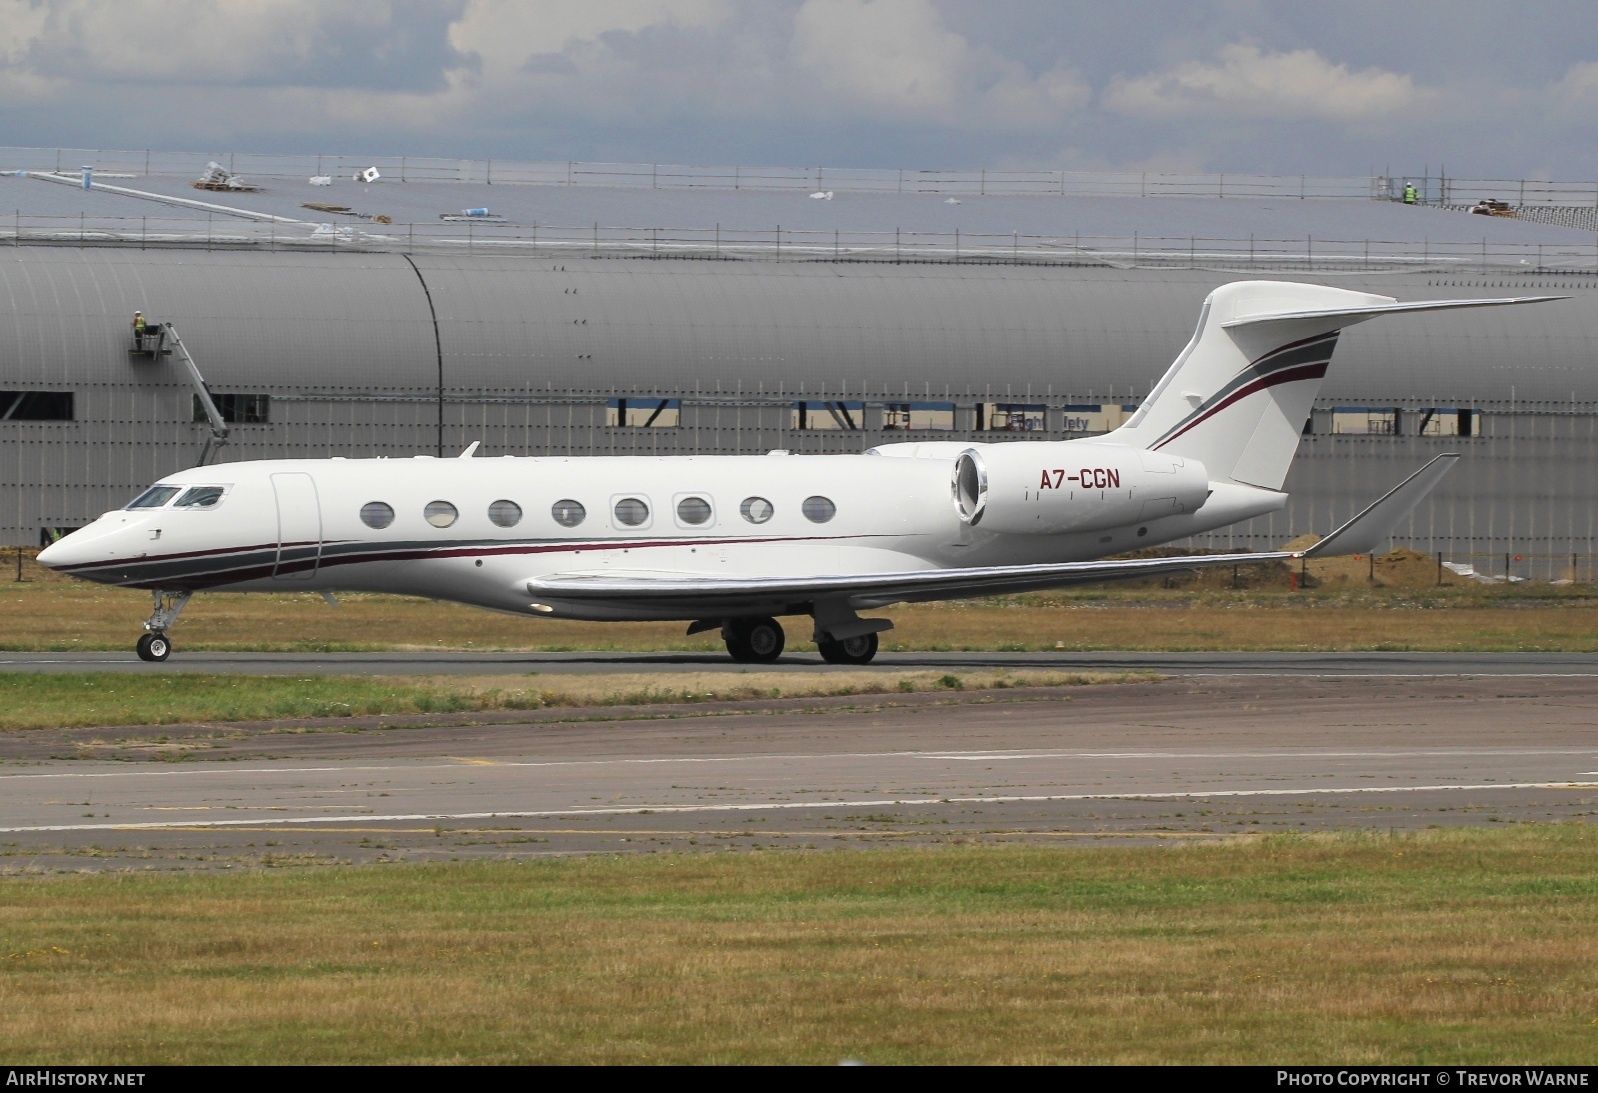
3;827;1597;1063
5;575;1598;653
0;668;1137;730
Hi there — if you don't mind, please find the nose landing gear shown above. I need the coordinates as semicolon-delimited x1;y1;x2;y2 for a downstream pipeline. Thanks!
136;632;172;662
136;590;191;662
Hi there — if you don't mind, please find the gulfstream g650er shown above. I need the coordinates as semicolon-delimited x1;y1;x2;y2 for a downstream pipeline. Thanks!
38;281;1559;663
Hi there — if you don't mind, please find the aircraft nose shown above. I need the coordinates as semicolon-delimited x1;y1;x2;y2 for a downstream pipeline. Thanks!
37;535;80;570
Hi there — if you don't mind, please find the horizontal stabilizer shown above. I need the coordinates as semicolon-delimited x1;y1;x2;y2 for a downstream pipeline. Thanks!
1221;295;1566;332
1305;454;1460;558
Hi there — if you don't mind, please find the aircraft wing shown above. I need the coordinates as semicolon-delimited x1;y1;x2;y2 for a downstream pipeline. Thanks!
525;548;1299;610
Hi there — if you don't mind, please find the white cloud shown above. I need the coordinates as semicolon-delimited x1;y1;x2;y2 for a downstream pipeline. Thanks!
1552;61;1598;105
789;0;1087;126
447;0;733;83
1103;43;1429;122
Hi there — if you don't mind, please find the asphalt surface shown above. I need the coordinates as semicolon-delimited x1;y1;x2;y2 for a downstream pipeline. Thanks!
2;672;1596;872
2;649;1596;676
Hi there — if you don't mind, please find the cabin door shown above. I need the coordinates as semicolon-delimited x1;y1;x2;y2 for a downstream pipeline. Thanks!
270;472;322;580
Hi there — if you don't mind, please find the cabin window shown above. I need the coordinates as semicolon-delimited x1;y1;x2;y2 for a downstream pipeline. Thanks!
802;496;836;523
740;496;774;524
607;398;680;427
488;500;522;528
193;393;270;424
978;403;1045;432
126;485;180;510
881;401;955;431
791;400;862;430
1;391;74;421
613;497;650;527
361;502;395;529
173;486;225;509
676;496;712;526
551;500;586;528
424;500;458;528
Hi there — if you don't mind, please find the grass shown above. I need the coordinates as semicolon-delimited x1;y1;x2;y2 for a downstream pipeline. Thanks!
3;826;1597;1063
7;572;1598;653
0;668;1137;731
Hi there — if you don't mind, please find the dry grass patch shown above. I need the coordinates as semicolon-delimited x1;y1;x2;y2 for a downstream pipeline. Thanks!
2;826;1597;1063
0;669;1141;731
7;548;1598;653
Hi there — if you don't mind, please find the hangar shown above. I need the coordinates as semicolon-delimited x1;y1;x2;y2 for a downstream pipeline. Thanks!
3;150;1597;577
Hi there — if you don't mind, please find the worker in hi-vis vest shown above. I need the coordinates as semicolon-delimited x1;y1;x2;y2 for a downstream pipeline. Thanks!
132;311;146;337
1402;183;1418;204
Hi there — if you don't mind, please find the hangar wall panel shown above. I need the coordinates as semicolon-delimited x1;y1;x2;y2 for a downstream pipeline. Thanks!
4;246;1598;576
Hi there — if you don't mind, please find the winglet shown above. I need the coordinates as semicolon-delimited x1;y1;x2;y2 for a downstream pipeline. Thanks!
459;441;481;459
1304;454;1460;558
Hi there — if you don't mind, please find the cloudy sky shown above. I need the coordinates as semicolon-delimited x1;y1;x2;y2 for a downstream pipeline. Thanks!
4;0;1597;180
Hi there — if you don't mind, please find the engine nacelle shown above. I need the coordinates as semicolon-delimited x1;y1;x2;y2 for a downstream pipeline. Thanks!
952;442;1210;535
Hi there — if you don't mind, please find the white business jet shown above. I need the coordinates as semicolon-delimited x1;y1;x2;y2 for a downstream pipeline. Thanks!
39;281;1559;663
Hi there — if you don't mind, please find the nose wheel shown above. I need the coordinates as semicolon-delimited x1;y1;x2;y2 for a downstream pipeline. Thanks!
724;617;785;663
135;590;191;662
136;632;172;662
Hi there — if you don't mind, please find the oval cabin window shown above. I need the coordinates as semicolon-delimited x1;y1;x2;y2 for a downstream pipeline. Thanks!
488;500;522;528
424;500;458;528
360;502;395;529
802;496;836;523
740;497;774;524
613;497;649;527
676;496;712;525
551;500;586;528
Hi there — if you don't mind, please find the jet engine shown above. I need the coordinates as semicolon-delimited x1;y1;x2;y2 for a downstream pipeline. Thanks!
952;442;1210;535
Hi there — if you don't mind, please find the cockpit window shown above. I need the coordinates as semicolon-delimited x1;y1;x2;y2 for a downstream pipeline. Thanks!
173;486;226;509
126;486;180;510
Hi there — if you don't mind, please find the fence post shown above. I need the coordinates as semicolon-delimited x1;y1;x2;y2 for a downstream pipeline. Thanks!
1437;551;1444;586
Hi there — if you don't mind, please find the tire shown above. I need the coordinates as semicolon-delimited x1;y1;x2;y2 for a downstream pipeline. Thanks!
818;632;878;665
136;632;171;662
724;617;785;663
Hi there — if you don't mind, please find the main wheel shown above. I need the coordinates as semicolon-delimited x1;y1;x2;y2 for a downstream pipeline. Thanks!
136;632;171;662
818;632;878;665
724;617;785;663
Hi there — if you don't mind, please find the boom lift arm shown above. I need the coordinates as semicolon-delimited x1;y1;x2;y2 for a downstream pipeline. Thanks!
162;323;230;466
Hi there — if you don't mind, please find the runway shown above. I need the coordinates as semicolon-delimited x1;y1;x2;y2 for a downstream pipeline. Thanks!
2;649;1596;676
3;673;1596;871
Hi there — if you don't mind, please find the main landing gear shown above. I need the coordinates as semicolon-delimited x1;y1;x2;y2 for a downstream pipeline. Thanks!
723;617;786;663
136;590;191;662
700;615;884;664
817;632;878;665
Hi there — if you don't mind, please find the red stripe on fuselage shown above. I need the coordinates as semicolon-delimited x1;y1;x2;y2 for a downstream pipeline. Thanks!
1152;361;1328;452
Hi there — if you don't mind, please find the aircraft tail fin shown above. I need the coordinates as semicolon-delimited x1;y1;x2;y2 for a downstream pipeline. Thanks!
1109;281;1561;490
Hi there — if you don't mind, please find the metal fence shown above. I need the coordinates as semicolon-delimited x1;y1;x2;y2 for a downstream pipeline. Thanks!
0;146;1387;197
6;212;1598;272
